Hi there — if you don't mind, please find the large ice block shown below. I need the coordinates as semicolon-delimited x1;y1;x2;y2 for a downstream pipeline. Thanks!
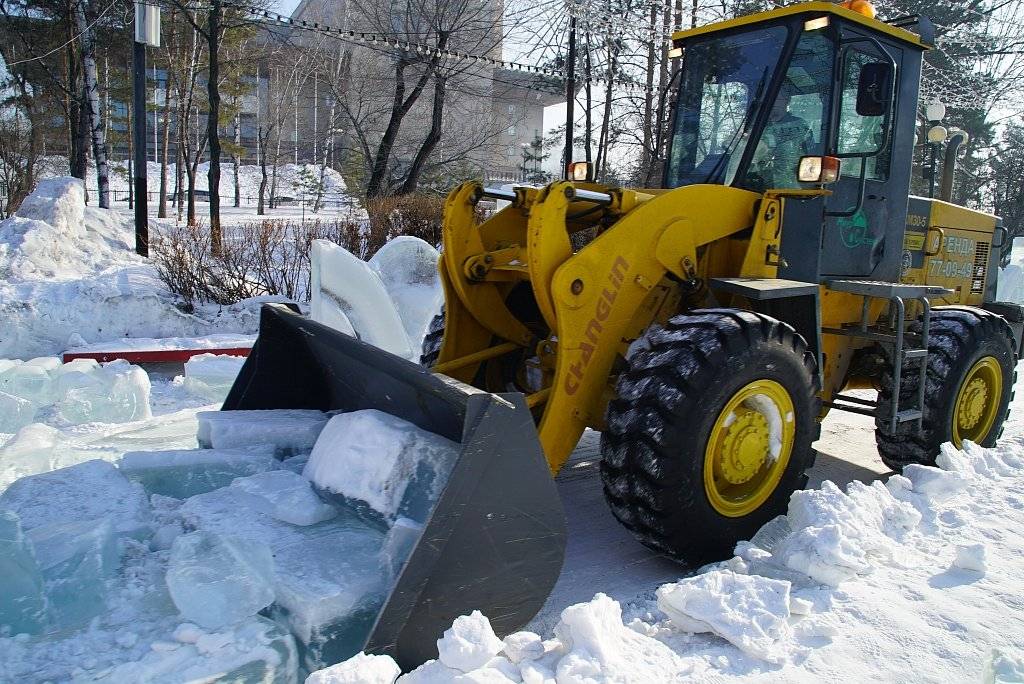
53;359;152;425
309;239;415;359
0;459;151;540
118;446;279;499
0;423;60;491
28;517;120;628
367;236;444;349
0;511;46;636
183;354;247;402
303;409;460;524
197;409;331;456
166;531;276;630
0;362;53;405
229;470;337;526
179;485;387;670
0;390;35;434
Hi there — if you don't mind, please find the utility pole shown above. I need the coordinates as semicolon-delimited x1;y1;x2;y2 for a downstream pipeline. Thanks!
133;3;159;257
564;15;576;179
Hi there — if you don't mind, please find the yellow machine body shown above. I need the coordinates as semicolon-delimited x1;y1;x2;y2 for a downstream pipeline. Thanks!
431;178;1001;473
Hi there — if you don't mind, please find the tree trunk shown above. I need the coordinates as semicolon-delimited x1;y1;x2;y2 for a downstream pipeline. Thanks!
400;74;445;195
186;156;197;226
595;37;616;179
175;138;184;221
127;82;134;210
159;84;172;218
67;25;88;181
641;4;657;178
270;126;281;209
584;36;593;171
365;38;448;199
73;0;109;208
206;0;223;254
233;111;241;208
258;127;268;215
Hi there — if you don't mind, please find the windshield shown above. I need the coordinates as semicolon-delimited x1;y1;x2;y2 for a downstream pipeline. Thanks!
665;26;790;188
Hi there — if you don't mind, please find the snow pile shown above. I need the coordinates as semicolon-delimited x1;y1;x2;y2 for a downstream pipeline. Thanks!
0;356;151;433
320;437;1024;683
0;177;262;359
310;238;443;361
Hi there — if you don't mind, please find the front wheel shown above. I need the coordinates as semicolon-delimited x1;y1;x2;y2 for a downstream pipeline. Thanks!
600;309;820;564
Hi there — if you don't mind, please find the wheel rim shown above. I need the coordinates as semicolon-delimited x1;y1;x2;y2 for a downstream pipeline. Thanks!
952;356;1002;447
703;379;796;518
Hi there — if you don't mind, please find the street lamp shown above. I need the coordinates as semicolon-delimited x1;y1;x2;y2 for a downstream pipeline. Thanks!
924;100;945;199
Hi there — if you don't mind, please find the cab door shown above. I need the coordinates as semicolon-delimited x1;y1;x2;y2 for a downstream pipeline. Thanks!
820;32;902;278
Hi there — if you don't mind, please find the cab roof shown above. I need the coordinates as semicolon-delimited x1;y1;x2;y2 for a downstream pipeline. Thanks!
671;1;929;49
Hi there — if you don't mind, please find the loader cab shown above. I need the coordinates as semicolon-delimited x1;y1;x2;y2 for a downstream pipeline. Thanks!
664;1;930;281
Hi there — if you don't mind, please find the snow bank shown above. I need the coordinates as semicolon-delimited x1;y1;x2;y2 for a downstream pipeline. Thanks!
319;437;1024;683
0;178;262;359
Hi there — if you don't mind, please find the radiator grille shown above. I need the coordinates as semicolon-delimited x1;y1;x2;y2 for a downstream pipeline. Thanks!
972;241;990;294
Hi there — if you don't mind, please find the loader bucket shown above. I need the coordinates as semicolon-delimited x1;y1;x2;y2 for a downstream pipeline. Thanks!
223;303;566;671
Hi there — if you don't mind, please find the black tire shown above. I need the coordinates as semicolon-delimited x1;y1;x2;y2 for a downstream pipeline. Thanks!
875;306;1016;471
419;311;445;368
600;309;820;564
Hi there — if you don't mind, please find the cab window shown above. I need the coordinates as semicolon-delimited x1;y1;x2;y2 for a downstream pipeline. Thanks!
836;47;892;180
740;29;834;192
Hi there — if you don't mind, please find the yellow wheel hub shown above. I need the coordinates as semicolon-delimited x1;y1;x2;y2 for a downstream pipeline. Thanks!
953;356;1002;447
717;410;770;485
704;379;796;518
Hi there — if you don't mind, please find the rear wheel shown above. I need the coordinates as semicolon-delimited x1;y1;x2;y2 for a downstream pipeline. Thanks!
600;309;819;564
875;307;1016;470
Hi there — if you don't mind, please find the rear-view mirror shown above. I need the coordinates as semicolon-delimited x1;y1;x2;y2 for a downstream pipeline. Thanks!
856;62;893;117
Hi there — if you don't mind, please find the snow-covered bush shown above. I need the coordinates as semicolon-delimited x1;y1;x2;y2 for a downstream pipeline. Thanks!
364;194;448;249
152;217;366;308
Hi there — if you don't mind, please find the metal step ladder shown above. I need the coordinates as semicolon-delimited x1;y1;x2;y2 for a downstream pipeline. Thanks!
822;280;953;435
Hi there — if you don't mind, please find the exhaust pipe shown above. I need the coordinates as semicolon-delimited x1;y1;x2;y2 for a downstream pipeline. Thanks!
940;129;969;202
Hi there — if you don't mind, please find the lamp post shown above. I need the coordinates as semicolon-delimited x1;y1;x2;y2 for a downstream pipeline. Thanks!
133;3;160;257
924;100;946;200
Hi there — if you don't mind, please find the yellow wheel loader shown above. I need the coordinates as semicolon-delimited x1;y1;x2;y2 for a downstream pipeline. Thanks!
227;0;1022;670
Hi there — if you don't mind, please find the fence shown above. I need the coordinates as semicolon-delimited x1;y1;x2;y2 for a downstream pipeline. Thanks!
85;188;360;213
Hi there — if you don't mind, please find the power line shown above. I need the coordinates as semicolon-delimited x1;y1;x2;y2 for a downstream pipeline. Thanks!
221;3;656;94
